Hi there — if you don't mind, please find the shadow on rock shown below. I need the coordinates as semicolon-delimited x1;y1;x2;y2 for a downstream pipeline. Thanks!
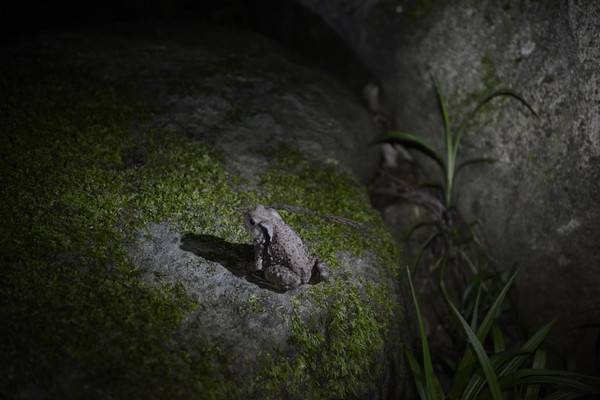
180;233;287;293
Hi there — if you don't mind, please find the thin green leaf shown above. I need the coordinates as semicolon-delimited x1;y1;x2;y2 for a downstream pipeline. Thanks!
465;320;557;400
406;349;428;400
504;369;600;394
431;76;455;207
541;391;580;400
411;231;443;278
462;350;532;400
407;266;443;400
492;323;506;354
497;319;557;377
449;269;519;399
441;280;503;400
439;354;457;373
431;76;452;148
524;349;547;400
460;270;492;306
454;89;538;154
404;221;437;241
454;157;497;181
470;283;483;330
377;131;445;173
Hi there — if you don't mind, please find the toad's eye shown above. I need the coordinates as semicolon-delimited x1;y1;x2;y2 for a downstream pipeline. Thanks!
249;218;257;225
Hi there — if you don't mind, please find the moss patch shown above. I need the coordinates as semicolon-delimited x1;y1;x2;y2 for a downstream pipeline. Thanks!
458;54;503;114
1;57;401;399
261;145;400;271
254;278;395;400
252;147;401;399
0;66;238;398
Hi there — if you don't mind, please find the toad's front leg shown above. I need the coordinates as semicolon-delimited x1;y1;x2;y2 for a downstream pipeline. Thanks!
313;258;330;282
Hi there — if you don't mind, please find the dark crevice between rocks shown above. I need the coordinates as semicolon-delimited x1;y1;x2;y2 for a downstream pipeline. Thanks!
2;0;376;104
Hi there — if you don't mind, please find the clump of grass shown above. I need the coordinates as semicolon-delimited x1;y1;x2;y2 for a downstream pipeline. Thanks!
406;265;600;400
381;76;599;399
378;77;537;209
374;77;538;327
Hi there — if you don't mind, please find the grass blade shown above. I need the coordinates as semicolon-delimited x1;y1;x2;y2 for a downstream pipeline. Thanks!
541;391;580;400
504;369;600;394
469;283;483;330
454;89;538;153
410;231;442;277
462;350;532;400
467;320;557;399
407;265;443;400
524;349;547;400
376;131;445;173
441;280;503;400
454;158;497;181
431;77;455;207
492;323;506;353
497;319;557;378
405;221;438;241
431;76;452;149
449;269;518;399
406;349;428;400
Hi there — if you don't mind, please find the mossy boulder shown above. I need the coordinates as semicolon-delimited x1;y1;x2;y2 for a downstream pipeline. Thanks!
1;22;403;399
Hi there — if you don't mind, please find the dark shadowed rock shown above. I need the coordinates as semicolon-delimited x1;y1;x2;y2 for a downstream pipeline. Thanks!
295;0;600;370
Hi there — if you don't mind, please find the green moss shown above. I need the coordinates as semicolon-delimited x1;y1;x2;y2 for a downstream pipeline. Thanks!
252;146;401;399
0;67;235;398
255;279;396;400
260;145;401;271
245;293;266;314
457;55;503;113
0;60;401;399
525;132;562;185
480;55;502;90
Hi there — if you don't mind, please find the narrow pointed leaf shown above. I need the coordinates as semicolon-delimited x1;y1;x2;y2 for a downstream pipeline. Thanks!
465;320;556;400
463;350;532;400
492;324;506;354
455;158;497;181
406;349;427;400
376;131;445;173
541;391;580;400
407;266;443;400
442;281;503;400
454;89;538;153
449;269;519;399
497;318;557;377
470;283;483;330
431;76;455;207
524;349;547;400
504;369;600;394
411;231;442;278
431;76;452;144
404;221;437;240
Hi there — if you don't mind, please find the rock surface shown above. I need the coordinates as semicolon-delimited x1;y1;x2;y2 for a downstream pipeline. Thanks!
1;21;403;398
295;0;600;369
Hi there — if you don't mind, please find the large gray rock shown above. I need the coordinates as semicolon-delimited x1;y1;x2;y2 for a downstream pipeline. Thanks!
296;0;600;370
28;22;402;398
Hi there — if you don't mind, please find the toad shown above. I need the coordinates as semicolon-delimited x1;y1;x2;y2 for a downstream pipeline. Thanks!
245;205;330;291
